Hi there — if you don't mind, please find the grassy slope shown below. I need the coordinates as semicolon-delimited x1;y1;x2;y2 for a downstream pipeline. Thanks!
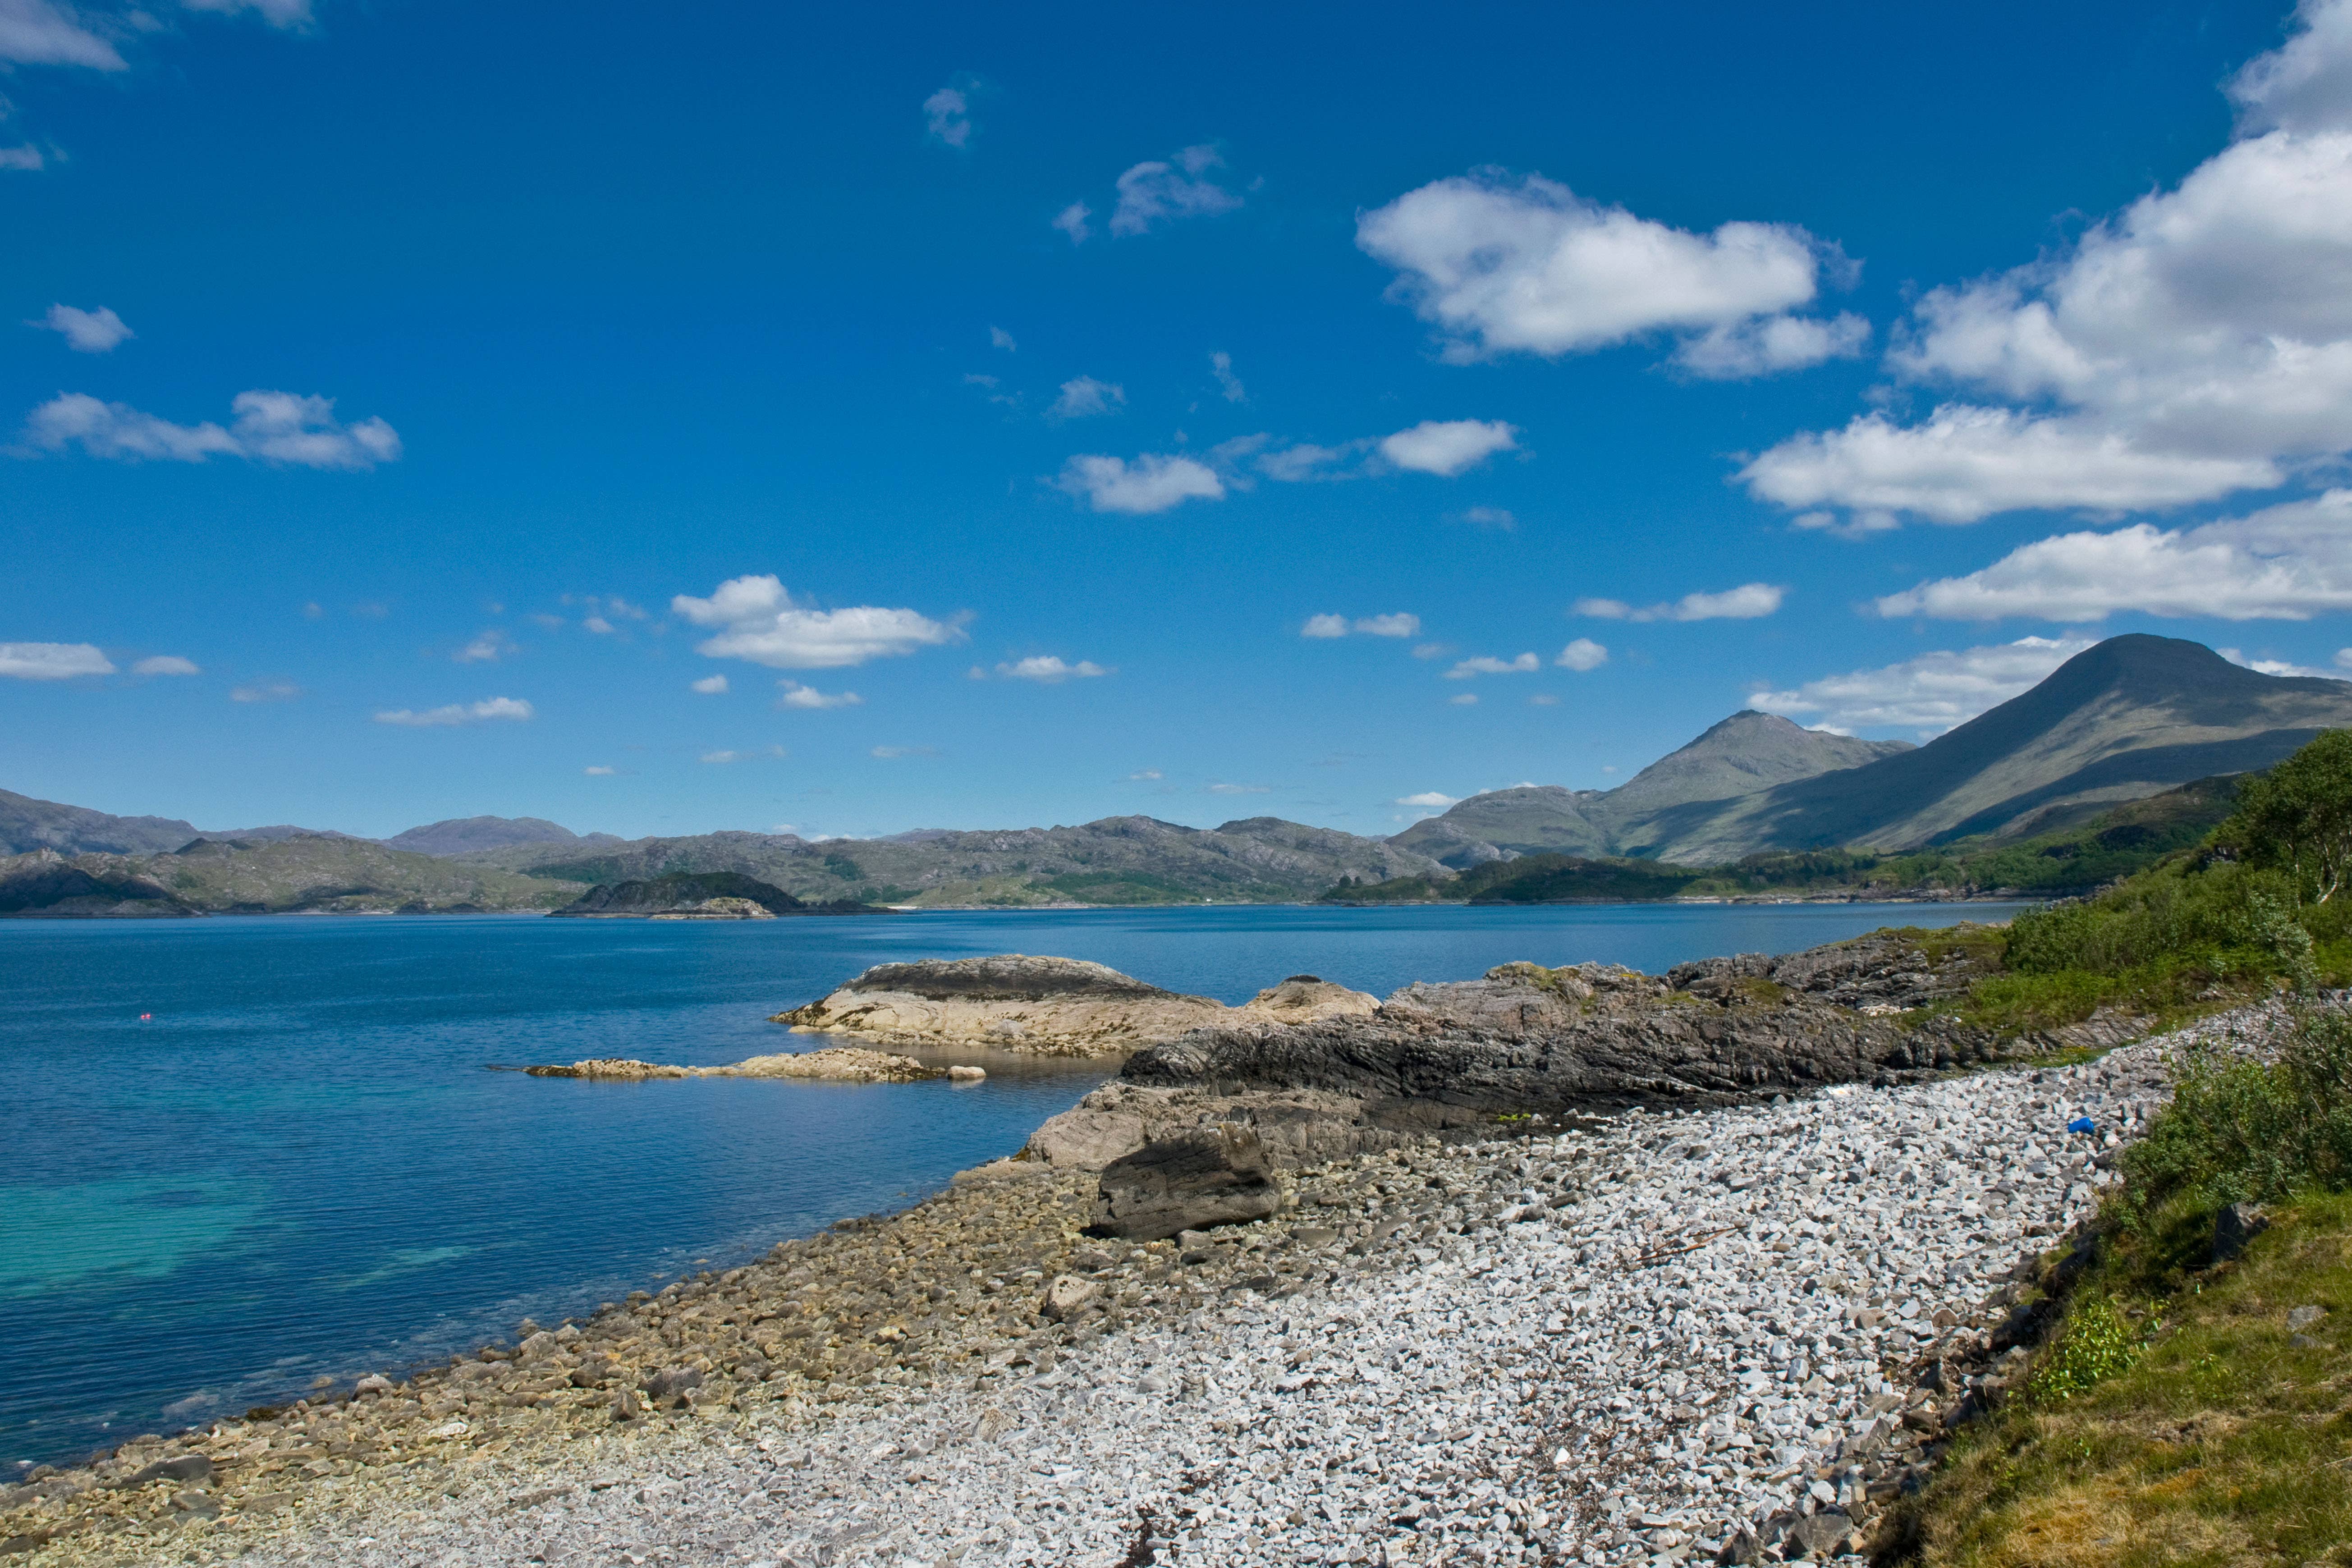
150;838;578;912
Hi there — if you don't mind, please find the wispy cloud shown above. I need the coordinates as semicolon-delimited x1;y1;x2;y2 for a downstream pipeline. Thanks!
871;745;940;759
1055;452;1224;514
1048;376;1126;421
1750;635;2095;736
1574;583;1783;622
1445;652;1539;679
130;655;199;676
701;745;786;764
1052;201;1092;245
230;681;303;703
373;697;534;727
1302;612;1421;640
995;655;1110;682
21;390;402;469
777;681;863;709
0;0;127;69
583;765;616;776
1127;768;1164;780
1110;145;1243;237
1396;790;1458;808
1206;781;1269;794
690;674;729;695
922;84;972;148
1209;351;1245;403
989;325;1017;352
454;631;513;664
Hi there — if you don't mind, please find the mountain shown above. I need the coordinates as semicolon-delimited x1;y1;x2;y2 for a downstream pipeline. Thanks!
384;816;619;857
0;837;580;916
0;788;201;856
463;814;1449;906
195;824;363;844
547;871;880;918
1392;711;1910;869
1631;635;2352;862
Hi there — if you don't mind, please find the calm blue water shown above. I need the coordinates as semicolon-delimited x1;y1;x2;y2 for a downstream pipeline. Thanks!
0;901;2023;1467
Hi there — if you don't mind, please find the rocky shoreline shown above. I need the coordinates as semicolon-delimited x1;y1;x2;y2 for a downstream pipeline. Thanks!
8;1013;2267;1565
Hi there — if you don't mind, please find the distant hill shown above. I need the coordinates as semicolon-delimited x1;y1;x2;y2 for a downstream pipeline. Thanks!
385;816;619;857
0;788;201;857
1393;711;1909;869
548;871;880;918
1632;635;2352;862
468;814;1450;907
0;837;579;916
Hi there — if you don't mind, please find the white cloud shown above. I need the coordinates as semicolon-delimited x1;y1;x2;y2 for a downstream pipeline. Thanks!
0;0;126;69
990;325;1017;351
1445;652;1539;679
374;697;534;727
690;674;729;694
1254;441;1356;482
1740;408;2278;526
1458;505;1516;530
996;655;1110;682
182;0;314;28
1301;614;1348;639
1210;350;1245;403
1412;643;1449;659
1128;768;1164;780
1750;635;2095;735
1874;488;2352;622
0;144;42;171
1746;3;2352;527
230;681;301;703
583;616;614;634
1110;145;1242;238
1054;452;1224;514
701;745;786;765
583;765;615;775
1574;582;1783;622
1048;376;1126;420
1449;692;1478;705
1555;637;1609;671
1206;781;1269;794
454;631;512;664
1354;613;1420;638
777;680;863;709
1378;419;1519;477
1052;202;1092;245
1529;693;1561;706
21;389;401;469
922;85;970;148
1397;791;1458;808
131;655;199;675
1673;312;1868;379
34;303;130;352
2219;646;2347;679
0;640;112;679
672;574;962;669
1357;170;1854;373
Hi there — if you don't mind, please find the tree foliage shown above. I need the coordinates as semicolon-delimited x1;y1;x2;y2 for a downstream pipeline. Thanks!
2220;728;2352;903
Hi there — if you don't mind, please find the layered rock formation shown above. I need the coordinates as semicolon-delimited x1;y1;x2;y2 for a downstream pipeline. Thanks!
523;1047;941;1083
1025;926;2099;1175
773;955;1378;1058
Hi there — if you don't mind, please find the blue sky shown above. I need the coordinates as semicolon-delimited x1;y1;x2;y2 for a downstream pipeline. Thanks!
8;0;2352;840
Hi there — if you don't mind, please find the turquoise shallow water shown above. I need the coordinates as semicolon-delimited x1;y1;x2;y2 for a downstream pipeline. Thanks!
0;900;2024;1468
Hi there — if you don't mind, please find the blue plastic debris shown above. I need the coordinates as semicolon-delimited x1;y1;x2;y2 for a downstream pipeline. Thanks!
2067;1116;2097;1135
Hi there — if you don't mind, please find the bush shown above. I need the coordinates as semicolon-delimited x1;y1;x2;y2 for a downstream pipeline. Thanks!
2024;1292;2140;1403
2123;1008;2352;1217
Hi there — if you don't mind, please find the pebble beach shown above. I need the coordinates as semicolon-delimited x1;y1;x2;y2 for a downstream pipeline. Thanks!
8;1005;2270;1568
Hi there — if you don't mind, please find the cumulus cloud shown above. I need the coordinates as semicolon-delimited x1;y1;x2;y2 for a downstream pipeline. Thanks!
1357;170;1856;374
0;640;112;679
996;655;1110;682
0;0;126;69
1109;145;1243;237
1378;419;1519;477
1745;2;2352;527
34;303;130;352
1874;488;2352;621
690;674;728;694
373;697;534;728
1397;790;1458;808
1210;351;1245;403
776;681;863;709
21;390;402;469
922;85;971;148
1052;202;1092;245
454;631;512;664
672;574;962;669
1048;376;1125;420
1303;613;1421;639
1445;652;1539;679
1555;637;1609;671
131;655;199;675
1055;452;1224;514
1574;583;1783;622
1750;636;2095;735
230;680;301;703
2220;647;2347;679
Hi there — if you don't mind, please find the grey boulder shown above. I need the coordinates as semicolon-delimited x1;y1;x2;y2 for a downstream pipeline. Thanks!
1091;1126;1281;1242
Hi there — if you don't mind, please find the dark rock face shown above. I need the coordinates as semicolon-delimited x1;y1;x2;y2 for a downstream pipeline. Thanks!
2213;1201;2269;1263
1668;928;1990;1013
1090;1127;1281;1241
549;871;866;917
846;954;1185;1003
0;852;196;918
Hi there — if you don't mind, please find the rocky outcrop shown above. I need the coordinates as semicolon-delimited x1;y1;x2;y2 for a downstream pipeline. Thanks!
648;897;775;921
1027;930;2050;1170
523;1047;944;1083
775;955;1374;1058
1089;1126;1282;1241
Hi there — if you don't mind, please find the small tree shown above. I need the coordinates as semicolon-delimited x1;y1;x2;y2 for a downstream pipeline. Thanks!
2222;729;2352;903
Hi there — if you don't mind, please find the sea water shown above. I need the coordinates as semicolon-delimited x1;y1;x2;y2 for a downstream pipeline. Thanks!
0;901;2024;1466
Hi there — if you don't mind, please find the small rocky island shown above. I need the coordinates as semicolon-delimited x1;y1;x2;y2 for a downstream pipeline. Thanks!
547;871;883;920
